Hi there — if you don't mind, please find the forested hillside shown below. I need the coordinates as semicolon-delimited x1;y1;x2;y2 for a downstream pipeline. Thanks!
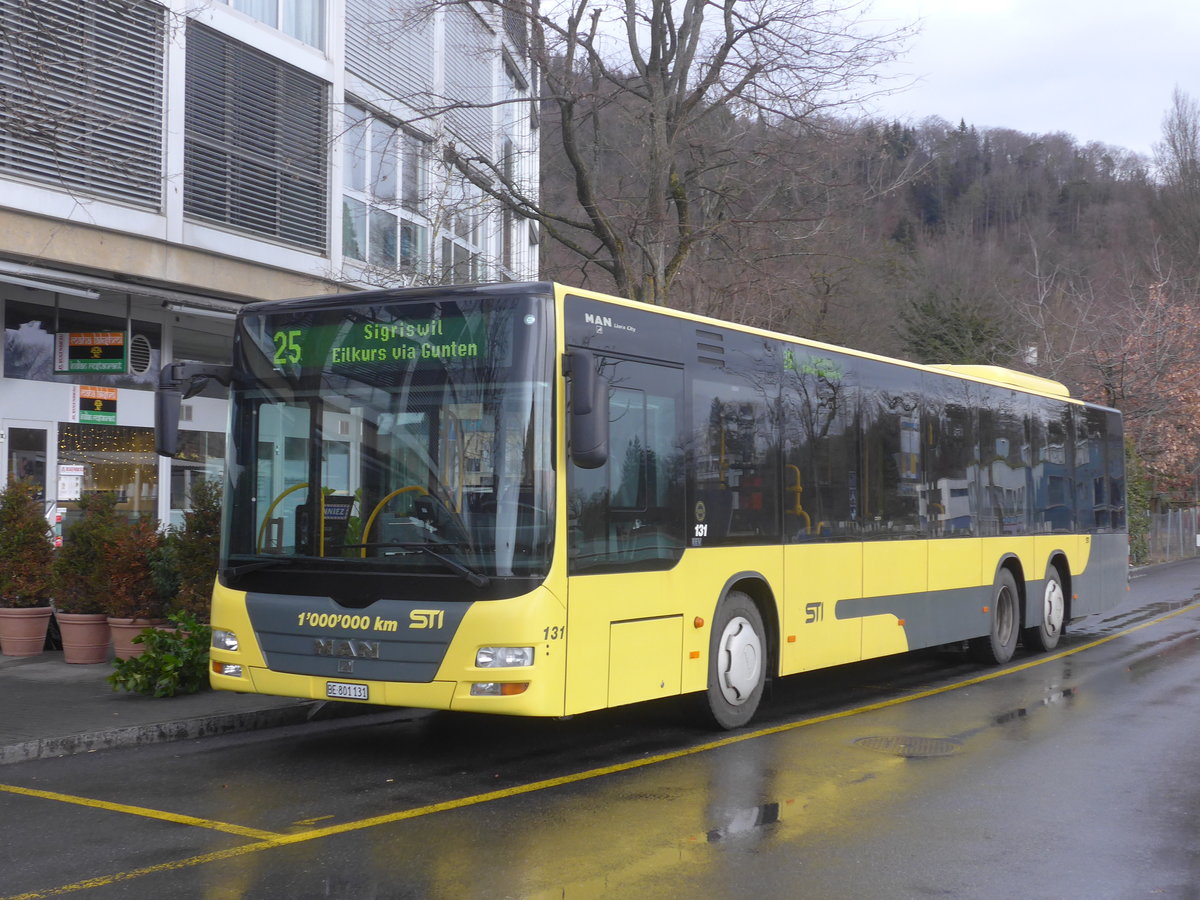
539;92;1200;502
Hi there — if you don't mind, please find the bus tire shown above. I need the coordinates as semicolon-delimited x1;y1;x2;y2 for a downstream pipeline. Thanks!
1022;564;1065;653
970;568;1019;665
704;591;767;729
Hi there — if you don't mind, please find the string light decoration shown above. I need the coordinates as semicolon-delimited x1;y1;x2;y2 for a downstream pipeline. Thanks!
57;424;157;519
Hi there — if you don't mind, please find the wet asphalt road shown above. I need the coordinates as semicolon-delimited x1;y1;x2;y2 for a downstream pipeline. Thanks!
4;559;1200;899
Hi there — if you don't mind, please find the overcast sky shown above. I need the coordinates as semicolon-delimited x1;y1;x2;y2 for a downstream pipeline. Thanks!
861;0;1193;158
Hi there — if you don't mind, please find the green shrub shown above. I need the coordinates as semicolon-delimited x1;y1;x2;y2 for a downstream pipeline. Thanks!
0;479;54;608
105;516;163;620
107;611;212;697
171;479;222;621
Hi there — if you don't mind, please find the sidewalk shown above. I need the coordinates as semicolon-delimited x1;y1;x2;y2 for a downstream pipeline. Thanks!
0;650;355;765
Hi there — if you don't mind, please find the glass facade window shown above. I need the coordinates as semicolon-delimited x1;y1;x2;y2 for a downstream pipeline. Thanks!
171;324;232;399
343;104;429;275
58;424;158;525
440;175;487;283
3;301;160;389
169;430;226;528
228;0;325;49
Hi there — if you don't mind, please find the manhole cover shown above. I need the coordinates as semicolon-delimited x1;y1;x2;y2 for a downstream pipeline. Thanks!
853;735;962;758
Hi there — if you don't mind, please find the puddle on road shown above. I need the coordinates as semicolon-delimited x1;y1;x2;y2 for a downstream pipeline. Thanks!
705;801;782;842
852;735;963;758
851;684;1078;760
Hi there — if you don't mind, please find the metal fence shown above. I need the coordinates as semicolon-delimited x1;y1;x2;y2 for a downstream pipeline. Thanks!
1147;507;1200;564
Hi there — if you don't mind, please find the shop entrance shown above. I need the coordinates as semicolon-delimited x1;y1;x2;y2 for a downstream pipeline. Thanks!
2;420;53;502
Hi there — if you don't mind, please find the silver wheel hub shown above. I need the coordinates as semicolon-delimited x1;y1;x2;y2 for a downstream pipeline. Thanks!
1043;579;1065;636
717;616;761;706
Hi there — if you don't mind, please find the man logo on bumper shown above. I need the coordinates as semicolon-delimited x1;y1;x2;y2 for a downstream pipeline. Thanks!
314;638;380;659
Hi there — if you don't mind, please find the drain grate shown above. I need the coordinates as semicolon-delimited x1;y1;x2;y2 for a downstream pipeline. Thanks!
853;735;962;758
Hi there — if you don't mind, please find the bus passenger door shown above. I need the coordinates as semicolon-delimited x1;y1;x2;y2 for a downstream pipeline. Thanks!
563;355;686;714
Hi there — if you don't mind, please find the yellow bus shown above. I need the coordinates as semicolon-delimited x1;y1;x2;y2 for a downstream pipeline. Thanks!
156;282;1128;728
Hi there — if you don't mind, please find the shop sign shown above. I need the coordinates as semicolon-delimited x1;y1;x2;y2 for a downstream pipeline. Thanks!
57;467;84;502
71;386;118;425
54;332;127;374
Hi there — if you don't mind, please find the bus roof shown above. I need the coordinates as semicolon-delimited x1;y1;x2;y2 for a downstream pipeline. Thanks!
554;283;1076;403
927;365;1071;399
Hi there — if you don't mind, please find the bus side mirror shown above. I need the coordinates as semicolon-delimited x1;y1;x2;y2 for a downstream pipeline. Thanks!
155;384;183;458
155;362;234;458
567;350;609;469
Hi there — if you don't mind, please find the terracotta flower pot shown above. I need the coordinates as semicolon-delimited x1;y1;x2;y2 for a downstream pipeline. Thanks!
56;612;111;664
0;606;52;657
108;617;168;660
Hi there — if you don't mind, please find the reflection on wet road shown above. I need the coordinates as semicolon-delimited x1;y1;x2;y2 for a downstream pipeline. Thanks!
5;562;1200;898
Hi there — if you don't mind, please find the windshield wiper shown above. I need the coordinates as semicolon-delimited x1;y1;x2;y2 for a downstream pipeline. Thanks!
222;557;309;579
364;542;490;588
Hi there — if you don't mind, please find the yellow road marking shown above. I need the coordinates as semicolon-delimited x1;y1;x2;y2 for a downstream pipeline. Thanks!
0;783;280;841
5;600;1198;899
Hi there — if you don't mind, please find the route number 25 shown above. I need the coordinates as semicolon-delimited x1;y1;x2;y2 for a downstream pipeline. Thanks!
273;330;302;365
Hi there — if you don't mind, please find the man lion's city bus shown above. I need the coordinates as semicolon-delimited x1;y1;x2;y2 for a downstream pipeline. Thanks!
156;282;1127;728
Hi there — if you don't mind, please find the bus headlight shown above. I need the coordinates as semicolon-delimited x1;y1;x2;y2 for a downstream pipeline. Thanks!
475;646;534;668
213;662;243;678
212;629;239;652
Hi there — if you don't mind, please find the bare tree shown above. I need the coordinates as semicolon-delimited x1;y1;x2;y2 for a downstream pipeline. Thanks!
1153;87;1200;279
439;0;912;305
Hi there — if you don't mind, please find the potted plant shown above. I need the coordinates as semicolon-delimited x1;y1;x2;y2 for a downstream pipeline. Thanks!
0;479;55;656
108;610;213;697
52;491;121;663
105;515;167;660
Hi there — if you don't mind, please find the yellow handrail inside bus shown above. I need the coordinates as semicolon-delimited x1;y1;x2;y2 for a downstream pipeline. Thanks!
361;485;430;557
256;483;346;555
257;482;309;553
785;464;811;535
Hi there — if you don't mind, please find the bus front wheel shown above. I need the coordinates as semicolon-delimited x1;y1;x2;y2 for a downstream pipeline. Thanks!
970;569;1020;665
1022;564;1065;653
704;591;766;729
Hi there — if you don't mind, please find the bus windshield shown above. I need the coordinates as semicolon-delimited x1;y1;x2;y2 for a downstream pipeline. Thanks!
223;290;555;586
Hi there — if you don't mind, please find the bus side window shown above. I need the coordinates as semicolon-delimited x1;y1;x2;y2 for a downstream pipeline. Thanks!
781;347;858;541
924;376;978;537
567;358;685;573
690;334;780;546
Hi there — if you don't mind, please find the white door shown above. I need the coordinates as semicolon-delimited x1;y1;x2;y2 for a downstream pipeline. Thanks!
2;419;57;514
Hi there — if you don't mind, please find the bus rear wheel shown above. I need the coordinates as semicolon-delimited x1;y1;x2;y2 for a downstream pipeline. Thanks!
704;591;767;730
970;569;1019;665
1022;565;1065;653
